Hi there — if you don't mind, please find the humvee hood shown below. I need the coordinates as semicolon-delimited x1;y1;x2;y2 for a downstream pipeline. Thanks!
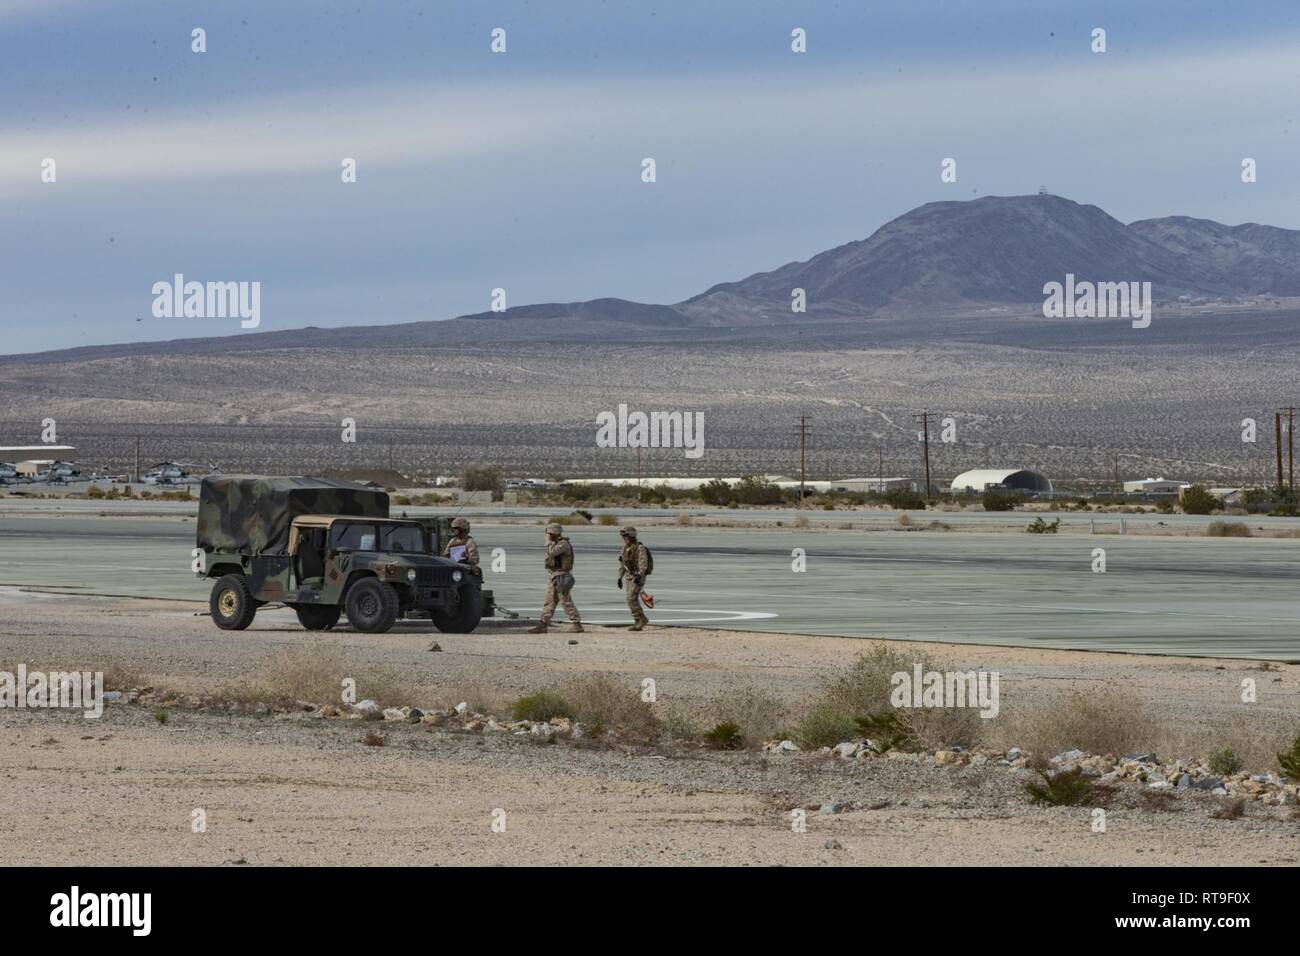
198;475;389;555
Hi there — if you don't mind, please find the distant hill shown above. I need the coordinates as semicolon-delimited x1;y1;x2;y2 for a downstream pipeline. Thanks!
5;193;1299;363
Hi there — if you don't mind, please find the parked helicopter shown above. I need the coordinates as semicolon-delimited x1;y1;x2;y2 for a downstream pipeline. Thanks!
141;461;219;486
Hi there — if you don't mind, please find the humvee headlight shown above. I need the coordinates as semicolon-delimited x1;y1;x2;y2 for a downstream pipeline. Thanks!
452;570;463;583
407;568;417;582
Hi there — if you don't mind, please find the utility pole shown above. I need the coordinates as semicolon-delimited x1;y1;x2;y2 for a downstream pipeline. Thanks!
636;446;642;486
1113;453;1119;495
796;414;811;508
1290;407;1296;494
878;436;884;493
914;412;932;501
388;439;394;472
1276;412;1285;493
134;436;140;485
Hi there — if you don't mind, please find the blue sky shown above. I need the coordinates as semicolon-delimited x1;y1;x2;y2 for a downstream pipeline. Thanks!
3;0;1299;353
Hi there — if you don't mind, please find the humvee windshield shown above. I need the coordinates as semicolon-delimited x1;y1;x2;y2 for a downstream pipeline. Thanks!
329;521;427;553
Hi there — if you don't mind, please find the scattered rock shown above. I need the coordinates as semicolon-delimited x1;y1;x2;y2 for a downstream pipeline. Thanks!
382;707;408;722
823;839;843;850
427;642;442;652
101;691;123;703
832;742;861;759
454;702;469;715
1050;749;1086;764
351;699;381;717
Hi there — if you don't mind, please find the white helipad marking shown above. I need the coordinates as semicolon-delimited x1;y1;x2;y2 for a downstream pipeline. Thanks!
572;607;778;625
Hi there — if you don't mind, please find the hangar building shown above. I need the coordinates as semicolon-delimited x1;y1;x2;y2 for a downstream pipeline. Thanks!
950;468;1053;495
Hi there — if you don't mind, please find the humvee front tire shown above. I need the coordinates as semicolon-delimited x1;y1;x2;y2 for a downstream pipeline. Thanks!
345;578;399;633
432;584;484;634
295;604;342;631
210;574;257;630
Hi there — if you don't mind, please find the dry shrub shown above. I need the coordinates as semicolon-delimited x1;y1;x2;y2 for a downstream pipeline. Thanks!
793;646;982;751
102;662;147;692
997;684;1158;760
676;511;693;526
363;730;385;747
1139;789;1181;812
1209;797;1245;820
793;514;810;529
431;682;513;717
1206;521;1251;538
896;513;913;528
227;643;416;709
1153;714;1295;776
709;685;789;748
558;673;658;740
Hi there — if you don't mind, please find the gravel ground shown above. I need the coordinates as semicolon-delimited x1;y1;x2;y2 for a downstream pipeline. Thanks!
1;588;1298;866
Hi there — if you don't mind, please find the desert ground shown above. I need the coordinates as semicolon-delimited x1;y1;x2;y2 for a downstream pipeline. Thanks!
1;587;1297;866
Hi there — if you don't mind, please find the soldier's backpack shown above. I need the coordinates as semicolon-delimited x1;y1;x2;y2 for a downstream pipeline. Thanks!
643;545;653;576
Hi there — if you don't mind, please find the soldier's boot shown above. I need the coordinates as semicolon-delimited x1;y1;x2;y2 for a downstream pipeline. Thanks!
527;623;548;633
629;621;644;632
567;623;583;634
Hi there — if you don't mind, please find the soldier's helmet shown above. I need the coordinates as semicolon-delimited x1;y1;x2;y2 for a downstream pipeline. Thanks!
450;517;470;533
620;526;637;538
545;522;563;535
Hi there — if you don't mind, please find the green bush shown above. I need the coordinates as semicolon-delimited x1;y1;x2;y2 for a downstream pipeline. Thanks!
1024;767;1112;807
982;488;1022;511
1026;517;1060;534
512;691;573;723
462;465;503;493
703;721;744;750
1277;736;1300;778
699;479;732;505
1179;485;1220;515
1207;747;1243;775
854;710;917;752
884;488;927;510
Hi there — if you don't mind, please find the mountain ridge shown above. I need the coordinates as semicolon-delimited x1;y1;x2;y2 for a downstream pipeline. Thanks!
6;194;1299;363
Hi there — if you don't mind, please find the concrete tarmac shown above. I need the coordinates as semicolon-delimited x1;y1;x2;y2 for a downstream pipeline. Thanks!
1;502;1298;660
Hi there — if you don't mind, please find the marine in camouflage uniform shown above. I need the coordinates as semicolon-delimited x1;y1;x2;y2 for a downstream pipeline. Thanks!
617;526;650;631
441;516;481;576
528;522;582;633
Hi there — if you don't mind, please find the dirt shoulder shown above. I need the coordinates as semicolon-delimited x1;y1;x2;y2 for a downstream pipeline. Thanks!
1;589;1298;866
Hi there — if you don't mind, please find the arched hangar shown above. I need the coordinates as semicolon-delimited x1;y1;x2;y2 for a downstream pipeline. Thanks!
950;468;1053;495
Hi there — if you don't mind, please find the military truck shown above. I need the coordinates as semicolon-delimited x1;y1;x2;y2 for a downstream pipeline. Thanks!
195;476;492;634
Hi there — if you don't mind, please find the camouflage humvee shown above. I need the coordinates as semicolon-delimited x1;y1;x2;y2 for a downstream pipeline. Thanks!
195;476;493;634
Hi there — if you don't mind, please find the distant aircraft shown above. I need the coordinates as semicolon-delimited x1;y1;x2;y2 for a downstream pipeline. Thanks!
0;445;77;485
23;459;83;483
142;461;218;486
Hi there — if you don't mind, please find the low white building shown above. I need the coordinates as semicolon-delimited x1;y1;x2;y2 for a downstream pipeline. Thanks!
828;477;920;493
1123;477;1189;494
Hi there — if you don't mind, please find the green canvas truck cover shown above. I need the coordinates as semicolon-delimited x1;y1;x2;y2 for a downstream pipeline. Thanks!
197;475;390;555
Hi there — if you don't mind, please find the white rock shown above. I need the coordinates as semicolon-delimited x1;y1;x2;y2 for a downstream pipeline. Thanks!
454;701;469;715
832;742;861;759
351;699;381;716
777;739;800;753
1051;749;1087;764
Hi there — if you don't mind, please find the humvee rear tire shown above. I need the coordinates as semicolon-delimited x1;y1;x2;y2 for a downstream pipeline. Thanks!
295;604;342;631
432;584;484;634
210;574;257;630
346;578;399;633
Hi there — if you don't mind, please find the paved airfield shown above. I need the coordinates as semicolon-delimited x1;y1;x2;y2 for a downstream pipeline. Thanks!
1;501;1298;660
